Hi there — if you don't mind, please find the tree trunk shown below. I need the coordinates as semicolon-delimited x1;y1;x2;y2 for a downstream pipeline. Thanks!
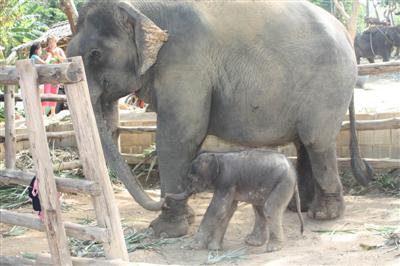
60;0;78;35
347;0;360;40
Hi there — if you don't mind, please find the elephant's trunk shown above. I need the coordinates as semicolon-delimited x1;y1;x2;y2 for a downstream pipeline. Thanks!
94;99;164;211
165;190;193;201
348;93;374;186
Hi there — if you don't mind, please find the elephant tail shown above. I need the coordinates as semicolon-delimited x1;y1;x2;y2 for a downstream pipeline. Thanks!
349;93;374;186
294;183;304;234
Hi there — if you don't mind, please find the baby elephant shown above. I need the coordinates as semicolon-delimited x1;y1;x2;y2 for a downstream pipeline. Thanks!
167;150;304;252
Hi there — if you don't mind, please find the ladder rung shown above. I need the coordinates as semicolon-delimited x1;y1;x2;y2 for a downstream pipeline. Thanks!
0;209;108;242
0;169;99;196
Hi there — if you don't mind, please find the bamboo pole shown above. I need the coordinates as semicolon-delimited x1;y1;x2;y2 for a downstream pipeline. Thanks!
0;62;83;85
64;56;128;261
0;210;108;242
16;59;72;266
4;85;16;169
0;169;100;196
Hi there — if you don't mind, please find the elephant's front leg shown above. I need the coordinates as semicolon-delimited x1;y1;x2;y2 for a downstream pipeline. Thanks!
150;140;200;237
149;72;212;237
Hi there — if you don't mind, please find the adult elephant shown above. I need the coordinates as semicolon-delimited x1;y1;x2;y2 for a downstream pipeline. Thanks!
354;25;400;64
67;0;373;237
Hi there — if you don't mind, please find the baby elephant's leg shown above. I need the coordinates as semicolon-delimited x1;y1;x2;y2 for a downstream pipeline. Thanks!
208;201;238;250
191;189;235;250
245;205;268;246
264;178;295;252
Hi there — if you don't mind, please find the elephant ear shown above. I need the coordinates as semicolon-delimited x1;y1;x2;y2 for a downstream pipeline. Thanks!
208;154;220;181
118;1;168;75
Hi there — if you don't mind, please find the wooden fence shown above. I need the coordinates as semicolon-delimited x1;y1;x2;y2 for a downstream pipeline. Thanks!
0;58;129;265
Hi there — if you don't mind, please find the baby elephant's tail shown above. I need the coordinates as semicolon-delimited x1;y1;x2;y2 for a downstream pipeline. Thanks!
294;183;304;234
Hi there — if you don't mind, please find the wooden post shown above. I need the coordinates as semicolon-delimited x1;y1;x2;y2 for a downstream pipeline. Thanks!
64;56;128;261
16;60;72;266
4;85;16;169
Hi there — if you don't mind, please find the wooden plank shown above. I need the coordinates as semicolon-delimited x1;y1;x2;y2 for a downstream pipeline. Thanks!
16;59;72;266
0;62;83;85
4;85;16;169
341;117;400;131
0;169;100;196
122;154;400;169
0;130;75;143
0;210;108;242
357;61;400;75
64;56;128;261
0;94;67;102
288;157;400;169
118;126;157;134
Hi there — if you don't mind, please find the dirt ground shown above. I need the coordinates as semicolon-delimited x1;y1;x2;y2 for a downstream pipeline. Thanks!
1;72;400;265
1;187;399;266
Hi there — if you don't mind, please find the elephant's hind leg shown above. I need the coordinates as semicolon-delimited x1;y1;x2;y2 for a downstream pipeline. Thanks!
264;177;295;252
305;144;344;220
245;205;268;246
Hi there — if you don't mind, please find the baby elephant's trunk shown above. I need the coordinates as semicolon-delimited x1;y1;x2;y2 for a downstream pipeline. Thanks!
294;183;304;234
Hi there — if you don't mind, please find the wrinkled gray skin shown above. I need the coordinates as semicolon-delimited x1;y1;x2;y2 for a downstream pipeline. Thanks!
67;0;373;237
167;150;303;252
354;26;400;64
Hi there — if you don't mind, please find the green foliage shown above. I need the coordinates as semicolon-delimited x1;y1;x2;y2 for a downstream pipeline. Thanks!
0;0;85;57
0;0;48;56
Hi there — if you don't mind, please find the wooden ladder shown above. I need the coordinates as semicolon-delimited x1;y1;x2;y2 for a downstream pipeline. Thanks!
0;57;129;265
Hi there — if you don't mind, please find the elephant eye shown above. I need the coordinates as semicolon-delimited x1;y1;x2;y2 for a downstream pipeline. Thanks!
88;49;102;64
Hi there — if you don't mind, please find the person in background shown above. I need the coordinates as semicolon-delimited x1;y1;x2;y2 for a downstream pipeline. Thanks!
29;44;46;64
42;35;66;116
29;44;46;115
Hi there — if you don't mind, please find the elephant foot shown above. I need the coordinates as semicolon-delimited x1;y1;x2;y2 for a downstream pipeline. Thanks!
189;235;208;250
149;199;194;237
307;191;344;220
266;240;283;253
207;239;222;250
245;233;267;246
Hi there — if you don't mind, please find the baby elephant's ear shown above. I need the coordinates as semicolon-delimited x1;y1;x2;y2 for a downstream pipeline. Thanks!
209;154;220;179
118;1;168;75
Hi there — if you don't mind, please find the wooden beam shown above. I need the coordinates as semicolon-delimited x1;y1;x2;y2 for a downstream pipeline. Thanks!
288;157;400;169
122;154;400;169
118;126;157;134
16;59;72;265
0;62;83;86
341;117;400;131
0;210;108;242
0;130;75;143
4;85;16;169
0;94;67;102
64;56;129;261
117;117;400;136
358;61;400;75
0;169;100;196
